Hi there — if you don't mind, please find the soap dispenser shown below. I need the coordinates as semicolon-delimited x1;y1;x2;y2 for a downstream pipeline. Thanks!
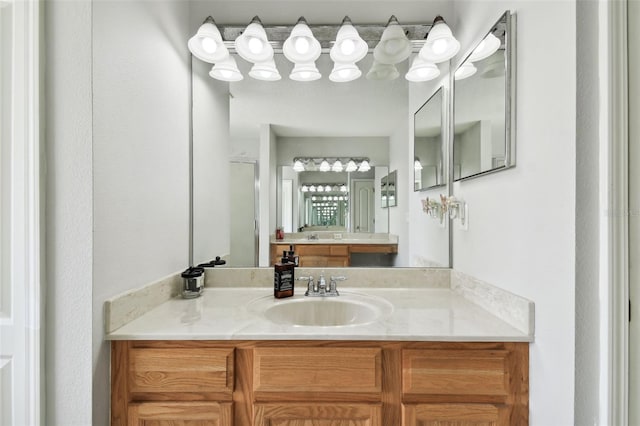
274;251;295;298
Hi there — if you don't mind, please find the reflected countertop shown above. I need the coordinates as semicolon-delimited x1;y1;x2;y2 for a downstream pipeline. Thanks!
105;286;532;342
271;232;399;245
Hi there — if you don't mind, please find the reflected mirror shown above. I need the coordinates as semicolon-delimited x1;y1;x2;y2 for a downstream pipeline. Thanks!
453;11;515;180
414;87;444;191
381;170;397;208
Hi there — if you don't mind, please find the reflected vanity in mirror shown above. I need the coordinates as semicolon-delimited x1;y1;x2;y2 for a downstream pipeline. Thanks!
414;87;444;191
453;11;515;181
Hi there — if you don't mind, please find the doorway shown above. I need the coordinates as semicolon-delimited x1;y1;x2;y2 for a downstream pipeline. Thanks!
229;161;258;267
352;179;375;233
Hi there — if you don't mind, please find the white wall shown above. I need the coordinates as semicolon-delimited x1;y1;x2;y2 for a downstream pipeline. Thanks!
92;1;191;425
276;137;390;167
388;121;410;266
259;124;277;266
44;0;93;423
451;3;576;425
192;59;231;264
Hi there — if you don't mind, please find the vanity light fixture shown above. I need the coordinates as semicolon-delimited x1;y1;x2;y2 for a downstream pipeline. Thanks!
293;159;306;172
309;185;317;192
345;160;358;172
340;184;348;192
373;16;412;65
319;159;331;172
419;16;460;64
366;60;399;81
188;16;229;64
234;16;274;63
414;157;423;171
324;185;332;192
331;17;368;63
331;159;344;172
284;17;322;81
455;62;477;80
301;185;309;192
249;59;281;81
317;185;325;192
358;159;371;172
329;63;362;83
290;62;322;82
209;56;243;82
468;32;501;62
405;55;440;82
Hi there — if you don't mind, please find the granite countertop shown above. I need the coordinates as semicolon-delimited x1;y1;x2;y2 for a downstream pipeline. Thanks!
105;286;531;342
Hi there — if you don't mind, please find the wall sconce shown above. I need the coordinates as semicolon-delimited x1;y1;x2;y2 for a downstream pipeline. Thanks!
188;16;229;63
422;195;467;228
421;196;446;225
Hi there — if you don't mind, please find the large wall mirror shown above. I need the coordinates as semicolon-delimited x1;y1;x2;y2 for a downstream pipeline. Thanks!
414;87;444;191
453;11;515;181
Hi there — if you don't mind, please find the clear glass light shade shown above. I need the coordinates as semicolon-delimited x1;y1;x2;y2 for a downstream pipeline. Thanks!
345;160;358;172
366;61;399;81
289;62;321;82
358;160;371;172
209;56;243;81
405;56;440;82
319;160;331;172
188;18;229;63
331;160;344;172
234;18;274;63
373;16;411;65
419;17;460;63
468;33;501;62
283;18;322;63
330;18;368;63
455;62;477;80
249;60;281;81
293;159;305;172
329;62;362;82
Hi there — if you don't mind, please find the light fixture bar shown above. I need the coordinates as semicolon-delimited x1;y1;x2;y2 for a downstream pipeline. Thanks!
220;23;432;52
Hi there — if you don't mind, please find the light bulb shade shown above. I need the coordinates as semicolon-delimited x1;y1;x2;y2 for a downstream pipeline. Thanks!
319;160;331;172
293;159;305;172
414;159;423;170
405;56;440;82
366;61;399;81
468;32;501;62
373;16;411;65
289;62;321;81
419;16;460;63
330;17;368;63
317;185;325;192
358;160;371;172
234;18;274;63
283;18;322;63
301;185;309;192
309;185;316;192
331;160;343;172
329;62;362;82
345;160;358;172
325;185;332;192
249;60;281;81
188;18;229;63
455;62;477;80
209;56;243;82
340;185;348;192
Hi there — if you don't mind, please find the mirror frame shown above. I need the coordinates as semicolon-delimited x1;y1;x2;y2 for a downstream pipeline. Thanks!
452;10;516;181
413;86;445;192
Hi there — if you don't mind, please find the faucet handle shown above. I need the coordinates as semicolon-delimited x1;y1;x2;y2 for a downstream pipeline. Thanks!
299;276;315;295
328;276;345;295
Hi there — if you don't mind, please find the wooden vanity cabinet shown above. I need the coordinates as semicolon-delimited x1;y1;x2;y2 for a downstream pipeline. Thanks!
270;243;398;267
111;341;528;426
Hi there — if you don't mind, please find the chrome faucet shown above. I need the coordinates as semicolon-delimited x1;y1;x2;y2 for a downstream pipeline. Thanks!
299;274;345;297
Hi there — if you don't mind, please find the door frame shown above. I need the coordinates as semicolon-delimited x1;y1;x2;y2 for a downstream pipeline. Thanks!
230;159;259;266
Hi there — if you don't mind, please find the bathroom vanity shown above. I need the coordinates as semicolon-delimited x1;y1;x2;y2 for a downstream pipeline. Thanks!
106;270;533;425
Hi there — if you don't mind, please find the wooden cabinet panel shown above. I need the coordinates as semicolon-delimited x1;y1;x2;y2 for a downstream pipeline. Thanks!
253;347;382;397
402;403;509;426
254;403;381;426
402;350;510;400
130;347;234;396
128;402;232;426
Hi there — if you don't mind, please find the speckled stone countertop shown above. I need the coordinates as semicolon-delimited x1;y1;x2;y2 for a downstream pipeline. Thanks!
105;284;533;342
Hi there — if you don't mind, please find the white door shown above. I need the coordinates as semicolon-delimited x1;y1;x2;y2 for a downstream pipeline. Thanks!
0;1;42;424
629;0;640;422
229;162;258;267
352;180;374;233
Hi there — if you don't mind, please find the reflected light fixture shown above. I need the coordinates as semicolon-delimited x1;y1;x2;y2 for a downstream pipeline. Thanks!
340;184;348;192
414;157;423;171
366;61;399;81
309;185;317;192
234;16;274;63
293;159;305;172
468;32;501;62
209;56;243;82
345;160;358;172
405;55;440;82
290;62;322;82
419;16;460;63
373;16;412;65
330;16;368;63
249;59;281;81
188;16;229;63
455;62;477;80
301;185;309;192
325;185;332;192
331;160;344;172
329;62;362;83
284;17;322;63
317;185;325;192
319;159;331;172
358;160;371;172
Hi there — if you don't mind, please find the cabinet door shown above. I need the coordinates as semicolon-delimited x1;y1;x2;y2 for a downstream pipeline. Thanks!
128;402;232;426
255;403;381;426
403;403;510;426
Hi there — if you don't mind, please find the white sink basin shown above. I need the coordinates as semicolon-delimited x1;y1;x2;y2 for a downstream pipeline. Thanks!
248;293;393;327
